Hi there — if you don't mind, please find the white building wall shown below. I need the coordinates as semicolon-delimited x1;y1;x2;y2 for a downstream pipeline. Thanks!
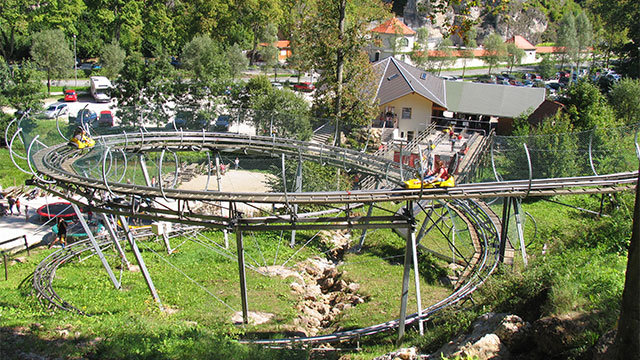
381;93;433;140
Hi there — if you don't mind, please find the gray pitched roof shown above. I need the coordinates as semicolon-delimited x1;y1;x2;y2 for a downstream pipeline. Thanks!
445;81;546;118
372;57;446;108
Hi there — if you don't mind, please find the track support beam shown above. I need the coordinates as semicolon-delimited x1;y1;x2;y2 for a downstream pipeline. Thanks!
118;215;164;311
72;203;121;290
100;212;130;268
236;228;249;324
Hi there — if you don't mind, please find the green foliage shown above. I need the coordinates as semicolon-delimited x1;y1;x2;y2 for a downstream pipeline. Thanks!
227;43;249;80
482;32;506;75
249;87;312;140
505;42;525;73
537;54;556;80
609;78;640;125
293;0;390;142
509;113;580;179
1;60;45;112
561;80;619;131
100;40;126;79
182;34;231;82
30;29;74;94
409;308;480;354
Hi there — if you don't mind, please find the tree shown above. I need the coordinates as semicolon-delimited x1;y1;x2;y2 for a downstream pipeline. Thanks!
30;29;74;95
0;0;33;61
505;42;525;74
250;85;312;140
293;0;390;146
237;0;282;66
574;11;593;72
609;78;640;125
459;28;477;79
537;54;556;80
1;60;45;112
483;32;506;75
182;34;231;83
258;23;279;79
410;27;430;69
556;12;578;71
561;80;619;131
100;40;126;79
610;169;640;359
227;43;249;80
435;38;455;75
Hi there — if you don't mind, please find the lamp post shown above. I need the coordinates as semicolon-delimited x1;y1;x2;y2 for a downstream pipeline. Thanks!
73;34;77;87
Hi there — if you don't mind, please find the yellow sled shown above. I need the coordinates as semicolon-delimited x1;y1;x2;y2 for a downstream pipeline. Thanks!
404;176;455;189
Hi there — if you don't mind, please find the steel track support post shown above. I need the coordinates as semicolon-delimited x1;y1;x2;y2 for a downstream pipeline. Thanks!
499;197;512;263
397;220;413;343
138;154;152;186
358;179;379;251
215;154;229;249
512;199;528;267
100;213;130;267
290;155;303;247
118;215;164;311
71;204;121;289
161;232;173;255
236;228;249;324
408;202;424;335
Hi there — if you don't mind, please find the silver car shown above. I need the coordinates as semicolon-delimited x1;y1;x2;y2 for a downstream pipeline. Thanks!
44;103;69;118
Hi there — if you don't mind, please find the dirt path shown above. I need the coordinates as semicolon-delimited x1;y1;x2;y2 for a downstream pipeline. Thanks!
178;169;276;193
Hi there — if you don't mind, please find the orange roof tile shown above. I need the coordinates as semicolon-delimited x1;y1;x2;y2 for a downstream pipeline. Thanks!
371;18;416;35
506;35;535;50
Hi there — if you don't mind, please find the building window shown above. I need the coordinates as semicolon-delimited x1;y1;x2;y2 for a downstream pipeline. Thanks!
402;107;412;119
407;131;414;141
400;38;409;47
374;51;380;62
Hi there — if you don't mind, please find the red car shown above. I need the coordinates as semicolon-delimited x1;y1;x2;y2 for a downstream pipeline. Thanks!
64;89;78;102
98;110;114;127
293;82;315;92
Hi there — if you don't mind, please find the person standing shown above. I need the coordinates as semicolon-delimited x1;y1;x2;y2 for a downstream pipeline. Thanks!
24;205;29;222
7;196;15;215
234;157;240;170
49;217;67;249
14;198;20;215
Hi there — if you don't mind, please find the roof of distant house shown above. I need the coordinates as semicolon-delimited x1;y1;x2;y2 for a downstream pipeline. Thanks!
371;18;416;35
372;57;446;108
445;81;546;118
259;40;291;48
506;35;536;50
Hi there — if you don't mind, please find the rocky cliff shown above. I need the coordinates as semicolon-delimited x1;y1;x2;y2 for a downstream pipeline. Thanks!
403;0;548;45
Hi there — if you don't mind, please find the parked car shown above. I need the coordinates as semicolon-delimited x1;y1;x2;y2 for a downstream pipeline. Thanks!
98;110;114;127
64;89;78;102
44;103;69;118
522;80;534;87
293;82;315;92
75;108;98;125
271;82;284;89
212;115;230;131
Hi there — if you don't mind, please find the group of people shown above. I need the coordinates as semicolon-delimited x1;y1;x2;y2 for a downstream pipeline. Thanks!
0;196;22;216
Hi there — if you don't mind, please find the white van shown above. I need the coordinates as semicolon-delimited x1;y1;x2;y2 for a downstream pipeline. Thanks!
90;76;112;102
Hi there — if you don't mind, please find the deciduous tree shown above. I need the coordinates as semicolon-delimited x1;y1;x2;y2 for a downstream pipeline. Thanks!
100;40;125;79
505;42;525;74
182;34;230;83
483;33;506;75
609;78;640;125
30;29;74;95
410;27;430;69
293;0;390;145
